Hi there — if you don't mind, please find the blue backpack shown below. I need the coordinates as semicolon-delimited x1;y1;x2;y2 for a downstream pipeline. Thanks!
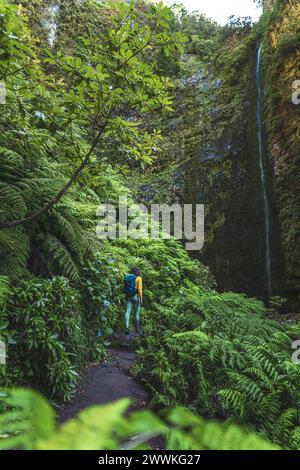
123;273;137;299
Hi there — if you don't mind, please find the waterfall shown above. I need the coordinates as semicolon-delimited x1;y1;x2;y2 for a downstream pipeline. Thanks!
256;43;272;297
45;4;60;48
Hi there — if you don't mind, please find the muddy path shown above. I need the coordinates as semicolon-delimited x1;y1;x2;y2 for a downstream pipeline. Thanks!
58;339;148;423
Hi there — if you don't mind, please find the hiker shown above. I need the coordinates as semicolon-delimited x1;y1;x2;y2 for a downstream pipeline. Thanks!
124;267;143;335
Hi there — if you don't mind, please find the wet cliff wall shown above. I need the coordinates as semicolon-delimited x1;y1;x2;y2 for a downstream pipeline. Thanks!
180;1;300;300
262;0;300;300
179;31;280;298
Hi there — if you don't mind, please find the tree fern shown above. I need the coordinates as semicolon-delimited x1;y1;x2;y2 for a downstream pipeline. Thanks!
0;142;98;280
42;235;80;282
50;209;88;263
0;227;30;279
0;183;27;219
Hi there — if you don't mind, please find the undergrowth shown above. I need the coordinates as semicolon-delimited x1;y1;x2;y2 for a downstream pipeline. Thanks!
135;288;300;449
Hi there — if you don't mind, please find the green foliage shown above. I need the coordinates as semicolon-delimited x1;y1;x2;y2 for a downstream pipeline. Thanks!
79;250;123;359
0;0;186;274
1;207;214;401
0;143;93;280
0;388;278;450
0;0;298;454
164;407;278;450
220;15;254;41
3;277;86;400
0;276;10;307
268;296;288;314
136;288;300;449
0;0;26;61
0;388;55;450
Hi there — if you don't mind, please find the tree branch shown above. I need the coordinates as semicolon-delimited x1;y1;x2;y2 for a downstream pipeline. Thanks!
0;121;107;229
0;15;161;230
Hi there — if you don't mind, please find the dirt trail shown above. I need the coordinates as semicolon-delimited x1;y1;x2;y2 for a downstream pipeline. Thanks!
58;337;148;422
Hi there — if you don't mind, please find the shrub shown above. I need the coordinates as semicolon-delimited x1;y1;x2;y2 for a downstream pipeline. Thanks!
79;250;125;358
3;277;86;401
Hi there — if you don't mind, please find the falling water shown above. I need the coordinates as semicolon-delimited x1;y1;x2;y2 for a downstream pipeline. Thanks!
45;4;60;48
256;43;272;297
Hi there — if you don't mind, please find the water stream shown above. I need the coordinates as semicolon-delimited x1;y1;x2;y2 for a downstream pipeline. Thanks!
256;43;272;297
45;4;60;48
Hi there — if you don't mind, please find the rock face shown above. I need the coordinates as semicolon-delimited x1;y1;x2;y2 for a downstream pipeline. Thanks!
179;3;299;302
177;80;284;298
178;127;268;297
136;4;299;301
168;27;286;298
263;0;300;300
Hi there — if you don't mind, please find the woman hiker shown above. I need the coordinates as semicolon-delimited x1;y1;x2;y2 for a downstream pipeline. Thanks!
123;267;143;335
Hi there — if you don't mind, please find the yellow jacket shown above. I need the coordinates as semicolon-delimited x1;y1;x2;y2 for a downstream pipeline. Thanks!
135;276;143;302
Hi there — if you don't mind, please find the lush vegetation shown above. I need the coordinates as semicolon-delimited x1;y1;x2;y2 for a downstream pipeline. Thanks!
0;0;299;452
0;0;186;394
135;290;300;449
0;388;277;450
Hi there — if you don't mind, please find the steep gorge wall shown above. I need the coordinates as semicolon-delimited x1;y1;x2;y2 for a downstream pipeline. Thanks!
196;0;300;300
14;0;111;51
179;35;273;298
262;0;300;299
187;1;300;300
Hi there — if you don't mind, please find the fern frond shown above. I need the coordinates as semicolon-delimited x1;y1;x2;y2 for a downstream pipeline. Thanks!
0;183;27;219
217;389;246;417
0;388;55;450
0;276;10;307
42;235;80;281
0;227;30;279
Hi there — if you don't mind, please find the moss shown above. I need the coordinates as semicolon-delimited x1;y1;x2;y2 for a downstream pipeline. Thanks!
262;0;300;293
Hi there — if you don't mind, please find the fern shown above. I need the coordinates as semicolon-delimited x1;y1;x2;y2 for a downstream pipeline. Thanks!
0;388;55;450
0;183;27;219
0;276;10;307
291;426;300;450
0;227;30;279
42;235;80;282
165;407;278;450
138;284;300;449
217;389;246;417
0;142;97;280
0;388;278;450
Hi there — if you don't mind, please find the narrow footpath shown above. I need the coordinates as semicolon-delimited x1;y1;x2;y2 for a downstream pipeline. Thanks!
58;335;148;423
